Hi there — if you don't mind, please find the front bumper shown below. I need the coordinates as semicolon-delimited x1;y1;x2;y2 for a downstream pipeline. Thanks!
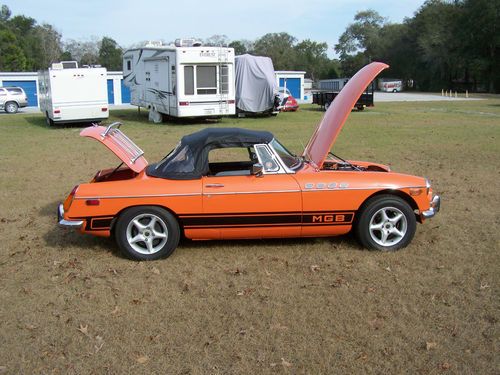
421;195;441;219
58;204;84;228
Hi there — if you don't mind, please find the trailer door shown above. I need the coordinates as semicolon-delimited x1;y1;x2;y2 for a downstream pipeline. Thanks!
144;58;170;113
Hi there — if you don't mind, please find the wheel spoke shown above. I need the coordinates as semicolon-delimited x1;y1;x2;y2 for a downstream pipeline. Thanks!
148;216;157;230
146;239;154;253
380;230;389;244
370;222;384;231
152;230;167;239
389;213;403;225
391;227;404;239
380;209;389;222
129;234;145;244
132;219;147;230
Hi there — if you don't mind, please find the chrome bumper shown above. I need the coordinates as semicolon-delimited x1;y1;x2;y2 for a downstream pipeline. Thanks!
422;195;441;219
58;204;84;228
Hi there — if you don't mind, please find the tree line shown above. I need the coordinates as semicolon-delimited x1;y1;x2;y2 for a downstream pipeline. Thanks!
0;1;498;92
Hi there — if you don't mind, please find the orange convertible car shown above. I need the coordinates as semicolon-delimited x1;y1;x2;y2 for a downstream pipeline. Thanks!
58;62;440;260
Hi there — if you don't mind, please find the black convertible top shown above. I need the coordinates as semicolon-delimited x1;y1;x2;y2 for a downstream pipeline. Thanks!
146;127;274;180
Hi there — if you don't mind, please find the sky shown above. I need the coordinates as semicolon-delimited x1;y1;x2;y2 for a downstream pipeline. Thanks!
3;0;425;57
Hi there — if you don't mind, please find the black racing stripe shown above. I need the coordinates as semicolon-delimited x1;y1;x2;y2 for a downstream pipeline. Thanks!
181;214;301;227
184;223;351;229
91;218;113;229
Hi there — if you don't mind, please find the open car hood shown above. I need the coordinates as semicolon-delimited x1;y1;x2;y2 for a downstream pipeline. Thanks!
80;123;148;173
302;62;389;168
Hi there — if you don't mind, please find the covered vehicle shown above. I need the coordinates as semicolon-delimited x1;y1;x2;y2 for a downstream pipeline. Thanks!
58;62;440;261
234;54;279;115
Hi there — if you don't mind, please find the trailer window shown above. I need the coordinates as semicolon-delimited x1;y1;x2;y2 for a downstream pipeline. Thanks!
196;66;216;95
184;66;194;95
126;60;131;71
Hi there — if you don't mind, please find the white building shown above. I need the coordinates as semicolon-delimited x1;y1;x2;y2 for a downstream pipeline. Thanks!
274;71;307;103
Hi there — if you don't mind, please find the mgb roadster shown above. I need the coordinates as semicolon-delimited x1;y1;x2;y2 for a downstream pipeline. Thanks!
58;62;440;260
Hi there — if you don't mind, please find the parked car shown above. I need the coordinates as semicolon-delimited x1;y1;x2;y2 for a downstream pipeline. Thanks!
278;87;299;112
0;86;28;113
58;62;440;261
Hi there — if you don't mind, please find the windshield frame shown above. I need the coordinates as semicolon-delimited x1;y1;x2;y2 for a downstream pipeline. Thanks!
269;139;302;171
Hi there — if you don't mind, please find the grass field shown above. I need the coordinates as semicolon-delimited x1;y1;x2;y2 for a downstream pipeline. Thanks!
0;99;499;374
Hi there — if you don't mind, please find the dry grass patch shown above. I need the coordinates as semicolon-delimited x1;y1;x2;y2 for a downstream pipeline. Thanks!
0;99;499;374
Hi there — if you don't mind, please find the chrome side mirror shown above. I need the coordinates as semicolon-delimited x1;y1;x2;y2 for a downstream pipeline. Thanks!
252;163;263;177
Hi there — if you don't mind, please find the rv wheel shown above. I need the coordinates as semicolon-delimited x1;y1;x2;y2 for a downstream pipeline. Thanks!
45;113;54;126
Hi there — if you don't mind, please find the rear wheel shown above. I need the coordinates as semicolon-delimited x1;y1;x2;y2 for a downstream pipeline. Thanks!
355;195;416;251
45;112;54;126
5;101;18;114
115;206;180;260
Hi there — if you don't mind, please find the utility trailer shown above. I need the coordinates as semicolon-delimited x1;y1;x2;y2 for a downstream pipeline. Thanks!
123;40;235;122
313;79;375;111
38;61;109;125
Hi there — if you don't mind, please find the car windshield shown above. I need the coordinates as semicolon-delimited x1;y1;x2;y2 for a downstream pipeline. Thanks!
270;139;302;170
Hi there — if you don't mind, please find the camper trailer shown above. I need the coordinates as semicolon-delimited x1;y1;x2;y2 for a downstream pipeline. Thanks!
123;40;236;122
38;62;109;125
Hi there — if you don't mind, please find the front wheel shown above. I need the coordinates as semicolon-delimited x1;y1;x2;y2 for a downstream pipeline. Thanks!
115;206;180;260
355;195;416;251
5;101;18;114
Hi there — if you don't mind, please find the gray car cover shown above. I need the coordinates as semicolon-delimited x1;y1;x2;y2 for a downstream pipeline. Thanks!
235;54;277;113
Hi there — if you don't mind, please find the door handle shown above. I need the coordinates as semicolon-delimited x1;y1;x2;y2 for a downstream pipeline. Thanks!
205;183;224;188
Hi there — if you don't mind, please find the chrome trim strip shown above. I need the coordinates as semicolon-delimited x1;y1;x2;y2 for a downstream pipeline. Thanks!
204;189;301;196
75;193;201;200
58;204;84;228
302;185;427;192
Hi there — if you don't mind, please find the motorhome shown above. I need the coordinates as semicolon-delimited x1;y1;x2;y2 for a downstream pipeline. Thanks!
38;61;109;125
122;40;235;122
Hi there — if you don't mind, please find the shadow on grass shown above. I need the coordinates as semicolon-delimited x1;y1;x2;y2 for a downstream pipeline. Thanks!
110;108;226;126
24;115;101;130
300;106;325;112
180;233;363;253
40;200;119;257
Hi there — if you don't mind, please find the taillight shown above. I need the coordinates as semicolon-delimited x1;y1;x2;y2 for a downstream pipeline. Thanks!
86;199;100;206
227;100;235;104
54;109;61;114
179;101;189;106
101;107;108;112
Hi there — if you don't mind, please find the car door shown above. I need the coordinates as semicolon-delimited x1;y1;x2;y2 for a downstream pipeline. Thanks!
200;144;302;240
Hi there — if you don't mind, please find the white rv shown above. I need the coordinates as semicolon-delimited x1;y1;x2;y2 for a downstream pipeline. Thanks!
38;61;109;125
123;40;235;122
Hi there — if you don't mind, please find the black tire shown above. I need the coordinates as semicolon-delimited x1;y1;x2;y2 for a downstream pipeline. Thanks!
392;89;397;93
355;195;416;251
115;206;180;261
357;106;365;111
45;112;54;126
5;101;18;114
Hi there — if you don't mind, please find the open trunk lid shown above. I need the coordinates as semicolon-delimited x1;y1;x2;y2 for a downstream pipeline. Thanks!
80;123;148;173
302;62;389;168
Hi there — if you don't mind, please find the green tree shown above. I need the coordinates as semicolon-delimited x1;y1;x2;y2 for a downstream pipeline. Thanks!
0;28;27;70
253;32;297;70
229;40;247;55
294;39;330;80
98;36;122;70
